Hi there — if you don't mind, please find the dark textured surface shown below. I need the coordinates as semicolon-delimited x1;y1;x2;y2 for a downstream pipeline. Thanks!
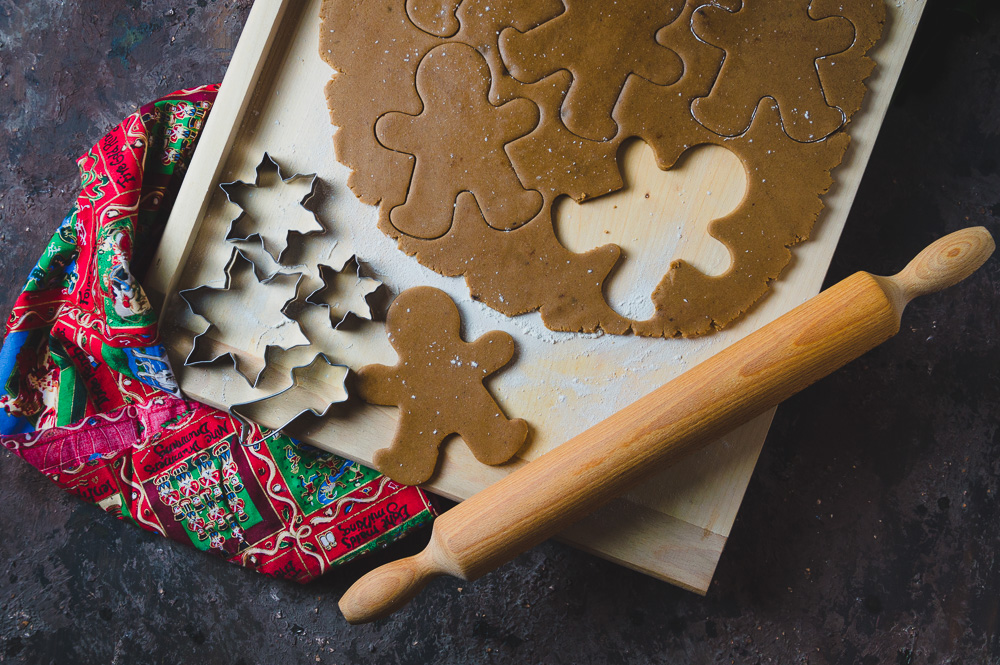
0;1;998;663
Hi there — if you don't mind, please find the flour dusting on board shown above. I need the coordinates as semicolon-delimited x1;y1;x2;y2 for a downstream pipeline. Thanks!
338;189;712;421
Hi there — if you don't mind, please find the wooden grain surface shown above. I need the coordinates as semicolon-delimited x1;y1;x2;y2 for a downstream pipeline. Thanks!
147;0;926;592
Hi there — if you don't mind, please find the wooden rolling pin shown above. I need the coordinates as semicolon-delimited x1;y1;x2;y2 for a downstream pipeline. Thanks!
340;227;994;624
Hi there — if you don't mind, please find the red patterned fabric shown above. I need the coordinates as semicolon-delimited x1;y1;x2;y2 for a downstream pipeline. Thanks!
0;86;435;582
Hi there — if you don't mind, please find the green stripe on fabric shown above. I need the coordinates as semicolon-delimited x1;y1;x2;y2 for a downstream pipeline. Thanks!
48;337;87;426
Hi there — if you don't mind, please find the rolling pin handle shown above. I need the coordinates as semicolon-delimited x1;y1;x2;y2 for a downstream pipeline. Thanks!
339;545;451;624
885;226;994;308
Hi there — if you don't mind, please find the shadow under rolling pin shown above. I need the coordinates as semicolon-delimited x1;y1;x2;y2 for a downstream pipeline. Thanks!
340;227;995;624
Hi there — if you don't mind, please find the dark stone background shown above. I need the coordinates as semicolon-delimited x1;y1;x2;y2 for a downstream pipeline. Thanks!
0;1;997;663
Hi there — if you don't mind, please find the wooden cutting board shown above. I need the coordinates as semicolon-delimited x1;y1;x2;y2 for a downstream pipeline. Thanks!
146;0;926;593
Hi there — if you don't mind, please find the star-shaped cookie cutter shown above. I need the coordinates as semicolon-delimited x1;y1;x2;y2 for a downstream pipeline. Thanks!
221;153;324;263
229;353;350;440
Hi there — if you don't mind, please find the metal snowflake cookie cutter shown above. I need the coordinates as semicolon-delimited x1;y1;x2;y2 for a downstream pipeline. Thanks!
305;256;383;330
229;353;350;440
178;248;310;388
221;153;324;263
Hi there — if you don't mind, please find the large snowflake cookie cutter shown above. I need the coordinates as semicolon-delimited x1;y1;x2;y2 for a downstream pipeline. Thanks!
178;248;309;388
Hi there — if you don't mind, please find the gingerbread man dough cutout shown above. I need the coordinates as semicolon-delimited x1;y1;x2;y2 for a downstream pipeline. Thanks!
500;0;685;141
376;42;542;239
691;0;856;142
356;286;529;485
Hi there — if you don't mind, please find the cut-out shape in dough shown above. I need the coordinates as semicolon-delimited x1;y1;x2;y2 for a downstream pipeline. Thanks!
555;141;745;320
356;287;528;486
406;0;462;37
376;42;542;238
500;0;686;141
222;153;324;262
691;0;856;143
180;250;309;386
633;99;851;337
396;193;629;335
811;0;887;127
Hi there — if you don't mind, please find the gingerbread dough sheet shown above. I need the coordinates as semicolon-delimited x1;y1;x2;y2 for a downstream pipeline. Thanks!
150;0;924;591
320;0;886;338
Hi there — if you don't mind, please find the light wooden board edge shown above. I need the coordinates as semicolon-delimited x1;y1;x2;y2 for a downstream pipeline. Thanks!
146;0;926;593
145;0;292;311
559;499;728;595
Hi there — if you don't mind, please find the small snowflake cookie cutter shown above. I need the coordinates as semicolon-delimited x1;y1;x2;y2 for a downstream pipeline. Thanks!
305;257;383;329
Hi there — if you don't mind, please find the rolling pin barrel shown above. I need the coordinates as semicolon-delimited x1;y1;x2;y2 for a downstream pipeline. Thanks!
340;227;995;624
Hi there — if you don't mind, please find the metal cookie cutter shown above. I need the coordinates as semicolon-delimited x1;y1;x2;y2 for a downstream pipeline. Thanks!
306;256;384;329
178;248;308;388
221;153;324;263
229;353;350;440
